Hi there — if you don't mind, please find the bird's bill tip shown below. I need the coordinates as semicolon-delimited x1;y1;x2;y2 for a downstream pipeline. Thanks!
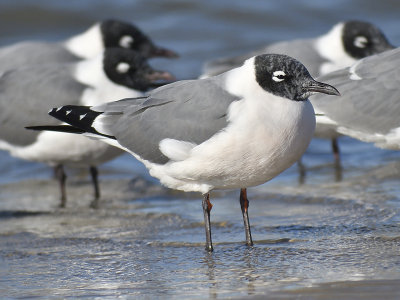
306;81;341;97
151;46;179;58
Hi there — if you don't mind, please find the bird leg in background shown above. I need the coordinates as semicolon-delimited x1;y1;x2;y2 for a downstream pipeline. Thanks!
331;137;340;162
89;166;100;209
54;164;67;208
297;159;306;185
202;193;214;252
331;138;343;182
240;188;254;246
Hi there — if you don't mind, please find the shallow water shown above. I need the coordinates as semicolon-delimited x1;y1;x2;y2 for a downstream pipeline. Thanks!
1;0;400;299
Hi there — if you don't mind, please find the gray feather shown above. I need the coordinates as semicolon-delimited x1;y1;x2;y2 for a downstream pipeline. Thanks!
0;41;78;70
97;74;241;163
0;64;87;146
312;48;400;136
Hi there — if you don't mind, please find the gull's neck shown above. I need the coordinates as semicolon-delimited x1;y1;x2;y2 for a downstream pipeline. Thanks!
224;57;265;100
315;22;357;74
74;54;106;86
64;23;104;59
73;54;142;105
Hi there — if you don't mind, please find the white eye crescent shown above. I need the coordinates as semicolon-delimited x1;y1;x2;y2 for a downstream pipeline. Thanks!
116;62;130;73
119;35;134;48
272;70;286;82
354;36;368;48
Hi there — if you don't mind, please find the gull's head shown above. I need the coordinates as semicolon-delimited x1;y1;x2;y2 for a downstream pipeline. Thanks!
254;54;340;101
103;48;175;91
341;20;395;59
100;19;179;59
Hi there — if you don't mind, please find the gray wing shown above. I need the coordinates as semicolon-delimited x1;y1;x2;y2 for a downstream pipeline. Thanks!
202;37;325;77
0;41;79;70
312;48;400;136
0;64;86;146
102;75;241;164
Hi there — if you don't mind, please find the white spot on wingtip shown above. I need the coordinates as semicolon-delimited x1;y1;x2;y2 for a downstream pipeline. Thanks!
349;60;362;80
56;107;62;112
66;110;72;115
79;113;87;120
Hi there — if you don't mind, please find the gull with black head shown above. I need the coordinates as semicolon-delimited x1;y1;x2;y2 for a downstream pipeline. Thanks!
312;47;400;151
32;54;339;250
202;20;393;170
2;48;174;208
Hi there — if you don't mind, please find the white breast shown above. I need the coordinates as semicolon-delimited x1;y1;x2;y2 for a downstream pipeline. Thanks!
146;61;316;193
141;58;317;193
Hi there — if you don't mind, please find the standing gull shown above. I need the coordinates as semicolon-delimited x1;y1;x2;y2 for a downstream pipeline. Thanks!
32;54;339;250
311;47;400;150
2;48;174;208
202;20;393;167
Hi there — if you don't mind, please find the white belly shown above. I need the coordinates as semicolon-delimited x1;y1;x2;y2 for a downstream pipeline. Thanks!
6;131;123;167
148;98;316;194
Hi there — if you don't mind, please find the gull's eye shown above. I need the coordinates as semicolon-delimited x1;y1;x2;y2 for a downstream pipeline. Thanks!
354;36;368;48
119;35;134;48
272;70;286;82
116;62;130;73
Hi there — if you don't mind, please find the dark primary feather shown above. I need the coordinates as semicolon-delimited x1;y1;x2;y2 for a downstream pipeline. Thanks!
48;105;116;139
26;125;86;134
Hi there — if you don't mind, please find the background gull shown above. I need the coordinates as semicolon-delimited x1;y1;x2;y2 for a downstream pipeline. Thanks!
0;19;178;71
1;48;174;208
32;54;340;250
201;20;394;171
311;47;400;151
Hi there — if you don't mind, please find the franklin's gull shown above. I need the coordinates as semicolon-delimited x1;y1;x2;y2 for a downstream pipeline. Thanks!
202;20;393;167
3;48;174;208
312;47;400;151
32;54;340;250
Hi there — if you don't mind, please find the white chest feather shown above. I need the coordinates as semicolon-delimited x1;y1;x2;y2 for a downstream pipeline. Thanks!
185;95;316;188
64;24;104;59
314;23;357;75
73;57;143;106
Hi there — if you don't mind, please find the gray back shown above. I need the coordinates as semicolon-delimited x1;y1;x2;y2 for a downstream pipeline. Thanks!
107;75;241;164
0;41;79;71
312;48;400;135
0;64;86;145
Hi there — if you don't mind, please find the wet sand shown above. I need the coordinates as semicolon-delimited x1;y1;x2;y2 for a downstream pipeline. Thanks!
1;154;400;298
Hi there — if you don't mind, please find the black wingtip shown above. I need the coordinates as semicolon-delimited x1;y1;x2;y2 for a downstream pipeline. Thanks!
25;125;86;134
45;105;117;140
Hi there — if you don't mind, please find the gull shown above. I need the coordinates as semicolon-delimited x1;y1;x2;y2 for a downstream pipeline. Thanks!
202;20;393;167
30;54;339;250
311;47;400;151
0;19;178;71
2;48;174;208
